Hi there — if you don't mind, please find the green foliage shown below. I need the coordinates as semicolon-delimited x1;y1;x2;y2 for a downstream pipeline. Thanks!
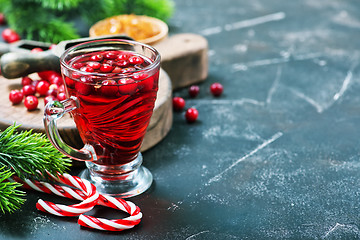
35;0;83;10
0;166;25;214
1;0;175;43
102;0;174;22
0;124;71;180
0;124;72;214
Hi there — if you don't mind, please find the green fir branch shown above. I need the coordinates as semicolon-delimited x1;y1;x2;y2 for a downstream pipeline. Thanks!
0;166;26;214
0;124;72;214
0;124;71;180
35;0;83;11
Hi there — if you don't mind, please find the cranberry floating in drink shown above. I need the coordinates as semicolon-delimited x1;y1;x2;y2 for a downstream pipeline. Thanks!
44;39;161;197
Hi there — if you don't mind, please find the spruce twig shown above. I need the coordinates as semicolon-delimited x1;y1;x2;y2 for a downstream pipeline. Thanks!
0;166;25;214
0;124;72;214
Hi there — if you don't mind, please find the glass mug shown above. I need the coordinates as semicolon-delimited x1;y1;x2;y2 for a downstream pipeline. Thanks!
44;39;160;197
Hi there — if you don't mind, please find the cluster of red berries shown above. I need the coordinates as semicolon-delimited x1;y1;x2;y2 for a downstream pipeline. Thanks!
173;82;224;123
9;70;65;111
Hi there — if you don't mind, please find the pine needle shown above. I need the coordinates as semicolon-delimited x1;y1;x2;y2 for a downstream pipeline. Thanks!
0;124;72;214
0;166;26;214
0;124;71;180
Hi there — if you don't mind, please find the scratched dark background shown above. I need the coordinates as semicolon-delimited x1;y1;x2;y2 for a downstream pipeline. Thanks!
1;0;360;239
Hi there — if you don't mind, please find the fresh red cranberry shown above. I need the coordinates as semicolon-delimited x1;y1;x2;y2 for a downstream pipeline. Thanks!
49;75;62;86
189;85;200;98
118;78;137;95
24;95;38;111
116;60;130;67
117;53;131;60
36;80;50;96
57;92;66;101
38;70;54;81
210;82;223;97
9;90;23;104
87;61;101;70
21;76;33;86
31;47;43;53
185;108;199;123
172;97;185;111
80;66;94;73
47;71;62;83
58;84;65;93
100;80;118;96
100;63;114;73
129;56;144;65
104;51;118;59
22;85;36;96
47;88;58;98
120;67;136;73
75;76;93;95
90;54;103;61
133;73;148;81
44;95;57;105
2;28;20;43
112;67;122;73
72;62;85;69
0;13;6;25
71;72;81;79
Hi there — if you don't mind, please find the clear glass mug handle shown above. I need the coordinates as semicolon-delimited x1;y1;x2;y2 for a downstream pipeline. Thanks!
43;96;95;161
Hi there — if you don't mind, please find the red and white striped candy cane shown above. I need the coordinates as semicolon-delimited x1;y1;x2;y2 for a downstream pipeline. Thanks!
78;194;142;231
21;173;99;217
14;173;142;231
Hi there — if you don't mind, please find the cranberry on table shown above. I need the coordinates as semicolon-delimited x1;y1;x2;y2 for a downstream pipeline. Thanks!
210;82;224;97
21;76;33;86
189;85;200;98
24;95;38;111
185;107;199;123
22;85;36;96
172;97;186;111
36;80;50;96
9;90;23;105
2;28;20;43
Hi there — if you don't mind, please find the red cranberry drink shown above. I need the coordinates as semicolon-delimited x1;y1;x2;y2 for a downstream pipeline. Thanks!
44;39;161;197
65;50;159;165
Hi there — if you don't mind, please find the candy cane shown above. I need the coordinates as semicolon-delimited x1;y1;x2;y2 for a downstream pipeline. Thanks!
13;174;142;231
30;173;99;217
78;194;142;231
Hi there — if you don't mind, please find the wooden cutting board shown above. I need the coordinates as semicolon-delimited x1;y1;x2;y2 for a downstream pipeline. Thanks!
0;68;172;153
